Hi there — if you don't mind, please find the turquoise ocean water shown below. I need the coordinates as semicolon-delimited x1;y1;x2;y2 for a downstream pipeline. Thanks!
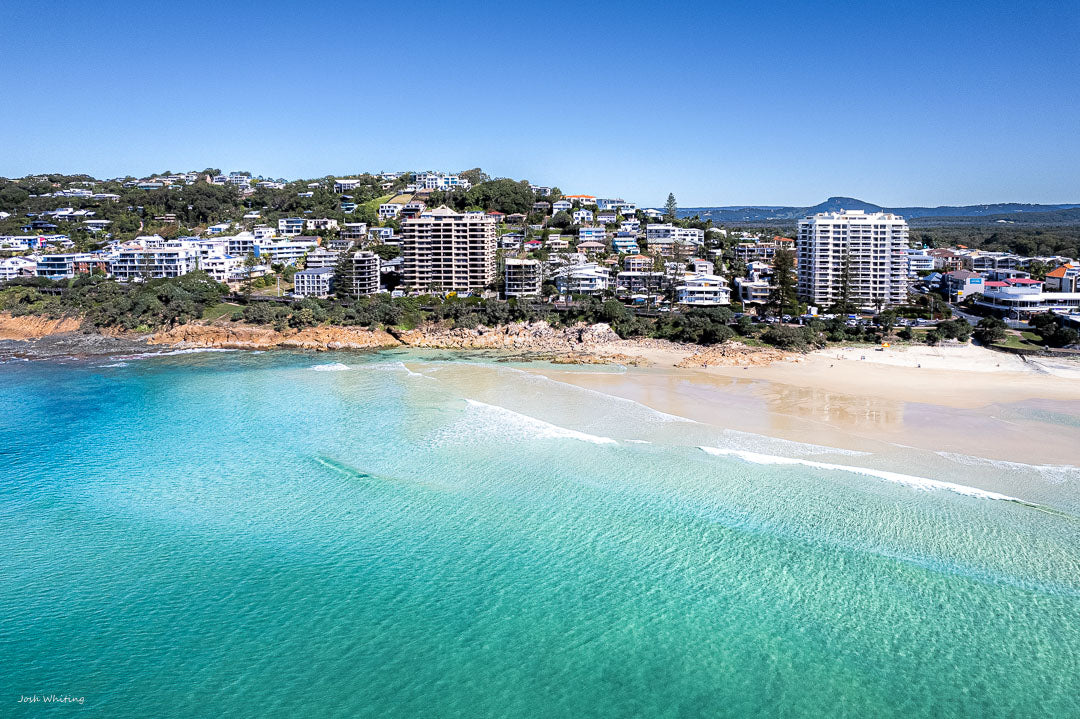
1;349;1079;718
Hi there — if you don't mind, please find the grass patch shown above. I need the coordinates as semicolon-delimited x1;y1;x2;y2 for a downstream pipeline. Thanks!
201;302;241;321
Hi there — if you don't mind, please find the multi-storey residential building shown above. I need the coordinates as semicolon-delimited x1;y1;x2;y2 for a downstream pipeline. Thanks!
341;223;369;241
110;238;202;281
552;200;572;214
0;256;38;282
341;251;380;296
379;203;404;220
572;209;594;225
36;253;108;279
278;218;305;236
735;276;772;305
676;274;731;306
611;234;640;254
292;267;335;298
906;249;936;274
254;238;319;265
961;251;1023;272
227;232;257;257
623;254;654;273
616;271;665;295
413;173;470;191
796;210;909;309
554;263;609;295
304;247;340;269
646;224;704;245
504;258;543;298
927;248;963;272
401;207;497;293
1045;264;1079;293
334;178;363;193
306;218;339;232
578;227;607;244
690;259;715;275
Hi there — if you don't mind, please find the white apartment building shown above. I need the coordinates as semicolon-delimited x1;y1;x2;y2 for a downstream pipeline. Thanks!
552;200;573;214
200;255;242;283
906;249;936;274
554;263;609;295
676;274;731;306
341;223;369;241
342;251;381;296
110;238;202;281
572;209;594;225
334;178;363;193
306;218;339;232
504;258;543;298
379;203;404;220
646;224;704;245
278;218;305;236
226;231;257;256
304;247;340;269
292;267;335;298
796;210;909;308
413;172;470;191
401;207;497;293
0;256;37;282
735;276;772;305
578;226;607;244
255;238;319;265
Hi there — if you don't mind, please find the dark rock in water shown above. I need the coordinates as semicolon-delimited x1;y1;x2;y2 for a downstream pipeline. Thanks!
0;332;150;360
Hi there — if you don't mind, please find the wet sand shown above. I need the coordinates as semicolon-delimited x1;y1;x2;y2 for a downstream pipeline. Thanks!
524;359;1080;467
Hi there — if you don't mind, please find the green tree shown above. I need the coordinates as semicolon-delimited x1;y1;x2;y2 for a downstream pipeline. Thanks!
665;193;677;221
768;248;796;316
973;316;1007;345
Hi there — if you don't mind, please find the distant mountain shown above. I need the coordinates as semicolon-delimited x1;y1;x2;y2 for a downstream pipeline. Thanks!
678;197;1080;224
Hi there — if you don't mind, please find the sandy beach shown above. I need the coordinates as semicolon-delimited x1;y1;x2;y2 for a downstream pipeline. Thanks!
525;342;1080;467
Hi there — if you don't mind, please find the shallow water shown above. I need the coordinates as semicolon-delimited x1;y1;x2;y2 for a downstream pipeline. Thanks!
1;350;1078;717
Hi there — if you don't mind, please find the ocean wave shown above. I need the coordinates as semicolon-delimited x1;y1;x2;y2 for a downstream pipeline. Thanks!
118;348;239;359
717;429;868;457
698;446;1024;502
97;362;129;368
310;362;351;372
496;367;696;423
464;399;618;445
935;452;1080;484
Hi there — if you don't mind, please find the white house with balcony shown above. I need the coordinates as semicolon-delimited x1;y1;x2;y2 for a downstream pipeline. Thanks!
278;218;305;236
554;263;609;295
676;274;731;306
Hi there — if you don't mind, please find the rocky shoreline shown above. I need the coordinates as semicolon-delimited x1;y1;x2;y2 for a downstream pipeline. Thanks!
0;313;798;367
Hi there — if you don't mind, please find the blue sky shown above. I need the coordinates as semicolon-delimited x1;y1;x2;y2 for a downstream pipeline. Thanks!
2;0;1078;206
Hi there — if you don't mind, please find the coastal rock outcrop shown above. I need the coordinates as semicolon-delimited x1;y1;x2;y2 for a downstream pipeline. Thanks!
675;342;801;368
0;313;83;340
148;324;400;351
392;321;621;351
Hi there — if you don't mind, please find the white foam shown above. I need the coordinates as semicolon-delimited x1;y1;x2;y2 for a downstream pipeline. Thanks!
310;362;351;372
97;362;129;368
698;446;1024;502
718;428;868;457
626;439;652;444
120;348;239;359
936;451;1080;485
464;399;618;445
497;367;697;423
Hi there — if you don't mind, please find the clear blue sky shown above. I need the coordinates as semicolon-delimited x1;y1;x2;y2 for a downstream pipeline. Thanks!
3;0;1078;207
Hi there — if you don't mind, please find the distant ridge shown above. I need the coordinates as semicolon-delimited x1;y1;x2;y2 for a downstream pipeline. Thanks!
679;197;1080;223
